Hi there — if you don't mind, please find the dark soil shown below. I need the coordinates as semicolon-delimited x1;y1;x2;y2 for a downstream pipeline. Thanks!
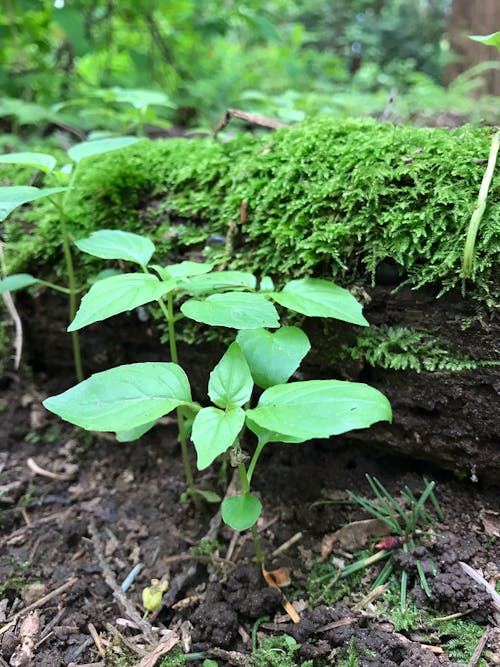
0;369;499;667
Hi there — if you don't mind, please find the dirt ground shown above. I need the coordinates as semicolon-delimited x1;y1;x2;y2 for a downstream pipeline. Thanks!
0;367;499;667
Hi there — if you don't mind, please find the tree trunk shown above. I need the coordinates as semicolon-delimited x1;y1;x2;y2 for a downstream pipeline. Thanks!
446;0;500;94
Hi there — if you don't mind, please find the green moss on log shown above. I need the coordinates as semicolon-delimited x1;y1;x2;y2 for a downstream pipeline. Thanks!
3;118;499;300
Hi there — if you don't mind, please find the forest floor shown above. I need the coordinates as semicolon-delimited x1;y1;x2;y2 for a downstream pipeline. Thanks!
0;370;499;667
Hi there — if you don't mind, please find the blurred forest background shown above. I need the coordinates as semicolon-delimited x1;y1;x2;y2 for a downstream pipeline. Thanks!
1;0;499;138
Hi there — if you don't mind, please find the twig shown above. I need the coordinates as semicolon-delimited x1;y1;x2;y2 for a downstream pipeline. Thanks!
459;561;500;612
89;519;156;644
26;457;71;480
467;627;490;667
271;532;303;558
105;622;147;658
213;108;289;138
207;647;247;666
1;292;23;369
4;576;78;625
88;622;106;657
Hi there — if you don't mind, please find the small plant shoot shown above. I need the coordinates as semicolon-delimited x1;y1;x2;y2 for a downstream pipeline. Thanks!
43;229;392;559
0;137;141;381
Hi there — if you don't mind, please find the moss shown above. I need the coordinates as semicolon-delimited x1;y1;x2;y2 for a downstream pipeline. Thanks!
3;118;499;302
342;325;496;372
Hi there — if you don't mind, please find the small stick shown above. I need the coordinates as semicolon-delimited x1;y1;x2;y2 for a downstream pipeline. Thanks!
27;457;70;480
88;622;106;657
213;108;288;138
105;623;147;657
89;520;156;645
4;576;78;625
468;627;490;667
353;584;389;612
435;609;473;622
316;617;356;633
271;532;303;558
1;292;23;369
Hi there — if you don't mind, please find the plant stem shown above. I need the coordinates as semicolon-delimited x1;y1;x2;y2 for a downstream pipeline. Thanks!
51;193;83;383
247;438;267;483
238;463;264;564
463;129;500;278
158;292;199;507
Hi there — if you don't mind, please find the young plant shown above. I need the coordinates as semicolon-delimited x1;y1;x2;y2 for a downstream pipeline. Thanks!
0;136;140;381
341;475;443;610
41;229;392;554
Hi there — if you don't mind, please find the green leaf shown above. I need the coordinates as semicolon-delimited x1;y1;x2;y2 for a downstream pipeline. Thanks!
0;152;57;172
115;420;157;442
208;342;253;408
181;292;280;329
75;230;155;266
191;406;245;470
221;493;262;531
270;278;368;326
246;380;391;441
151;261;214;281
469;31;500;50
0;186;68;221
183;270;257;295
194;489;221;504
259;276;274;291
245;416;304;445
43;362;192;431
236;326;310;389
0;273;38;294
68;273;175;331
67;136;141;162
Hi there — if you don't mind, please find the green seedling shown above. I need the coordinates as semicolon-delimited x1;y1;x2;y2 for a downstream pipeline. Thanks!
0;136;140;381
341;475;443;610
42;229;391;556
463;32;500;280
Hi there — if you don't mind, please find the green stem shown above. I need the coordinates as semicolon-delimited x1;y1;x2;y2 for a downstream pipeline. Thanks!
463;129;500;278
158;292;199;507
238;463;264;565
51;193;83;383
247;438;267;484
36;279;72;294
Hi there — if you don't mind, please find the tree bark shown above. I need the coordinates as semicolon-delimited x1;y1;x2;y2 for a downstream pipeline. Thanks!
446;0;500;94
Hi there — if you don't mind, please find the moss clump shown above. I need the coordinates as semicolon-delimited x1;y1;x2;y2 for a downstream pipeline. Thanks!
3;118;499;301
342;325;496;372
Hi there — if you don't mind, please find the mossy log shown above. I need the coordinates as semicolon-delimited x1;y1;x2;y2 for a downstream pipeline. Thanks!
3;118;499;478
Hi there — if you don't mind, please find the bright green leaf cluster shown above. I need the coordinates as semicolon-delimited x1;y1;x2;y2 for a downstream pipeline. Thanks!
41;228;391;540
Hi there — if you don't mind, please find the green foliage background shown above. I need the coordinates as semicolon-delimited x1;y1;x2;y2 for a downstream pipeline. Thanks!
4;0;497;131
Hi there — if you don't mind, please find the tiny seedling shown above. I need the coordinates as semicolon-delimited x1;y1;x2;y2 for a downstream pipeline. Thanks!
341;475;443;610
0;136;140;381
42;229;391;557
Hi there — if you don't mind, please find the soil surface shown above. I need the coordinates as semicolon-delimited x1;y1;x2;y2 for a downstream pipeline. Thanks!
0;370;499;667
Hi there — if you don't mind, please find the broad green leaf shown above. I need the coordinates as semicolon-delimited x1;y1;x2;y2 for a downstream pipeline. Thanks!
107;87;175;109
259;276;274;291
43;362;192;431
469;31;500;50
0;273;38;294
194;489;221;503
270;278;368;326
236;326;310;389
222;493;262;531
115;420;157;442
183;270;257;295
0;152;57;172
208;342;253;408
68;273;175;331
246;380;391;441
181;292;280;329
245;416;304;445
67;136;141;162
0;186;68;221
75;230;155;266
151;261;214;281
191;406;245;469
